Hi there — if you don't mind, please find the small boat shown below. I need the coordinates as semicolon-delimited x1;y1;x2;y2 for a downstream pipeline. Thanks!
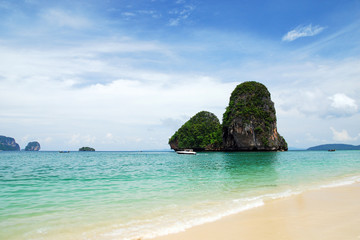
59;151;70;153
176;149;196;155
328;149;336;152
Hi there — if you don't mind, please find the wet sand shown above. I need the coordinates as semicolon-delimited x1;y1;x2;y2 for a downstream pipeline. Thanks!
154;183;360;240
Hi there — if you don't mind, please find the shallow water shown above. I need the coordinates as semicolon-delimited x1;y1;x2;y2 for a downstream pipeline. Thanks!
1;151;360;240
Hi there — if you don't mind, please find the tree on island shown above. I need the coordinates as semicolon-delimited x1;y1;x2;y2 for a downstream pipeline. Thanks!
169;111;223;151
79;147;95;151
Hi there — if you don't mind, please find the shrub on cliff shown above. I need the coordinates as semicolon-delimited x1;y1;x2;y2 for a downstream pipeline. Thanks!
223;81;274;128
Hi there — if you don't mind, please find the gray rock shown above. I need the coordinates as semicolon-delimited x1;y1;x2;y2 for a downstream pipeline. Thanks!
0;135;20;151
25;141;41;151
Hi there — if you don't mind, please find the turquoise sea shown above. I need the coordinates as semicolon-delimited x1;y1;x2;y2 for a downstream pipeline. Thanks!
1;151;360;240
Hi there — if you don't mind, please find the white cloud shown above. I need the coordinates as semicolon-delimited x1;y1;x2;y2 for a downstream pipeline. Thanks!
330;127;357;142
43;137;53;143
0;38;235;150
138;10;161;18
282;24;325;42
68;134;96;145
269;58;360;121
68;134;81;145
305;133;326;143
329;93;358;113
106;133;113;140
168;18;180;26
122;12;136;17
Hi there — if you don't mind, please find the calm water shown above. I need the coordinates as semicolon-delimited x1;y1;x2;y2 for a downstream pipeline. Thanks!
1;151;360;240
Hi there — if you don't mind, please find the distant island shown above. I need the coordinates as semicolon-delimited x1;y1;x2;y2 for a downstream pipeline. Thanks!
169;81;287;152
0;135;20;151
25;141;41;151
307;144;360;151
79;147;95;151
0;135;42;151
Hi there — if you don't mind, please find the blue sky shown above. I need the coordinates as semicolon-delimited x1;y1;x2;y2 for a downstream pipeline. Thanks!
1;0;360;150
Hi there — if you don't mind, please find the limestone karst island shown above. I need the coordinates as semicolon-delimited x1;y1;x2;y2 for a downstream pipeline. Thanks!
25;141;41;151
0;136;40;151
0;135;20;151
169;81;288;151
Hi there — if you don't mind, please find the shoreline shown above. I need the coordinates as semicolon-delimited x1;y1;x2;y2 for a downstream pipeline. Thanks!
154;182;360;240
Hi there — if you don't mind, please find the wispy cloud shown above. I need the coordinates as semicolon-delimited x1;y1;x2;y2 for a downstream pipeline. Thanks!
68;134;96;145
138;10;161;19
41;9;91;29
122;12;136;17
168;4;195;26
282;24;325;42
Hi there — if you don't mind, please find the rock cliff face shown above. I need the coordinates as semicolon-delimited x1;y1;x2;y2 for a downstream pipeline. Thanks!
222;81;287;151
169;111;222;151
25;141;41;151
0;135;20;151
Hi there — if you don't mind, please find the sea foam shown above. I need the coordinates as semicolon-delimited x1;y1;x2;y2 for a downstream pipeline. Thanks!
101;198;264;240
316;175;360;189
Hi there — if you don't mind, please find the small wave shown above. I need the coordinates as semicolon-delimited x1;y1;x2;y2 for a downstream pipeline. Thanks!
101;199;264;240
264;189;301;200
100;188;314;240
316;175;360;189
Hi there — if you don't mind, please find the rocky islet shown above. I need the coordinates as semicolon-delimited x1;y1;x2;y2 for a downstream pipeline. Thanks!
25;141;41;151
0;136;41;151
169;81;288;151
0;135;20;151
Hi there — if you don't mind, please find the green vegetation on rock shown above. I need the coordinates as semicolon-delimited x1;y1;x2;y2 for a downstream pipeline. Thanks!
79;147;95;151
223;81;275;129
169;111;222;151
222;81;287;151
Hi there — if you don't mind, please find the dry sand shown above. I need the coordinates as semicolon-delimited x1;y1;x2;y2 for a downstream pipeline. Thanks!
154;183;360;240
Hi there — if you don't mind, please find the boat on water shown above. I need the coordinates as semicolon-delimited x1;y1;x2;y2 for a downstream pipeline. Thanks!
59;151;70;153
176;149;196;155
328;149;336;152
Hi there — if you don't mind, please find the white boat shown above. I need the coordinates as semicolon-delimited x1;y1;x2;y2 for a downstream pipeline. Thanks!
176;149;196;155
